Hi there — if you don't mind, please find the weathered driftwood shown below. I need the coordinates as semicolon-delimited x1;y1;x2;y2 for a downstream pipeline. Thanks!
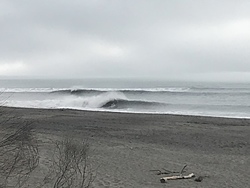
150;169;180;175
160;173;195;183
151;164;187;175
180;165;187;175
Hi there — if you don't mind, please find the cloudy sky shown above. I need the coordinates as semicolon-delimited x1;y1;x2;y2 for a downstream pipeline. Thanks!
1;0;250;81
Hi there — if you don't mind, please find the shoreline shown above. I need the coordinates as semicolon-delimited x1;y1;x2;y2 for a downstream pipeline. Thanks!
0;106;249;187
2;105;250;120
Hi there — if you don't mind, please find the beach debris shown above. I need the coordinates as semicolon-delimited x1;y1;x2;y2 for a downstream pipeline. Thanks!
160;173;195;183
150;165;187;175
150;169;181;175
180;164;188;175
157;165;195;183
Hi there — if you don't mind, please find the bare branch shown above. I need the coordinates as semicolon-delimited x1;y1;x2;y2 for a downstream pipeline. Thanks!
43;138;94;188
0;121;39;187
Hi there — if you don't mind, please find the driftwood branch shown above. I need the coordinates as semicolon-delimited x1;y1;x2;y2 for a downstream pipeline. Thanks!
150;165;187;176
180;164;187;175
160;173;195;183
154;165;195;183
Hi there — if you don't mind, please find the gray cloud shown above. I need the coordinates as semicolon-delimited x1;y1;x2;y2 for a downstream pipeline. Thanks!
1;0;250;81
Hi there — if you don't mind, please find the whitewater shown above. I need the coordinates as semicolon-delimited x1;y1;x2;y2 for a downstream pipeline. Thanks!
1;79;250;118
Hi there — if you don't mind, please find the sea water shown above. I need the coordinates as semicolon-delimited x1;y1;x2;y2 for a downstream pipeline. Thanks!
0;78;250;118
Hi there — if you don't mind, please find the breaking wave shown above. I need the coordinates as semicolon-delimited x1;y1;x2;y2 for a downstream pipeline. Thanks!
2;84;250;118
2;90;166;112
101;99;166;109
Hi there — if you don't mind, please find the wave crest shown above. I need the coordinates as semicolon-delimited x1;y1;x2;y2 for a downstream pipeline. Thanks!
81;91;127;108
101;99;166;109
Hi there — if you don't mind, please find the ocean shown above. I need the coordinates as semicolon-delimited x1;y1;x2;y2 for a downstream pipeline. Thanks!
1;78;250;118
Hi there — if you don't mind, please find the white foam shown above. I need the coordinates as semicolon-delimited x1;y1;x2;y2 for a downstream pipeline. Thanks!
83;87;190;92
0;88;57;93
3;91;127;109
80;91;127;108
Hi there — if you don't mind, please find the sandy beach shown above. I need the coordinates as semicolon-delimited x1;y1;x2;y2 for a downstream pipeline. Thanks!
0;106;249;188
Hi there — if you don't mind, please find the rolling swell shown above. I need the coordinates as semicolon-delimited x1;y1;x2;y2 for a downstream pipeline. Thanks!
51;89;104;95
101;99;166;109
51;88;190;96
50;88;250;98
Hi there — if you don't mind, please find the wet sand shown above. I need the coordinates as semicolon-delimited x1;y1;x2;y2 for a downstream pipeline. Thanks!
1;106;250;187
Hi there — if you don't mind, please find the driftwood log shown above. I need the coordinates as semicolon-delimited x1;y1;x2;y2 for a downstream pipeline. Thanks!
160;173;195;183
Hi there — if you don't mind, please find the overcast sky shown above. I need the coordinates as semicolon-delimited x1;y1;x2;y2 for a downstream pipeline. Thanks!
0;0;250;81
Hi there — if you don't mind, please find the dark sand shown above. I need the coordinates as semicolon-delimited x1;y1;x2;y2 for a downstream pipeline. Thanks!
1;107;250;187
